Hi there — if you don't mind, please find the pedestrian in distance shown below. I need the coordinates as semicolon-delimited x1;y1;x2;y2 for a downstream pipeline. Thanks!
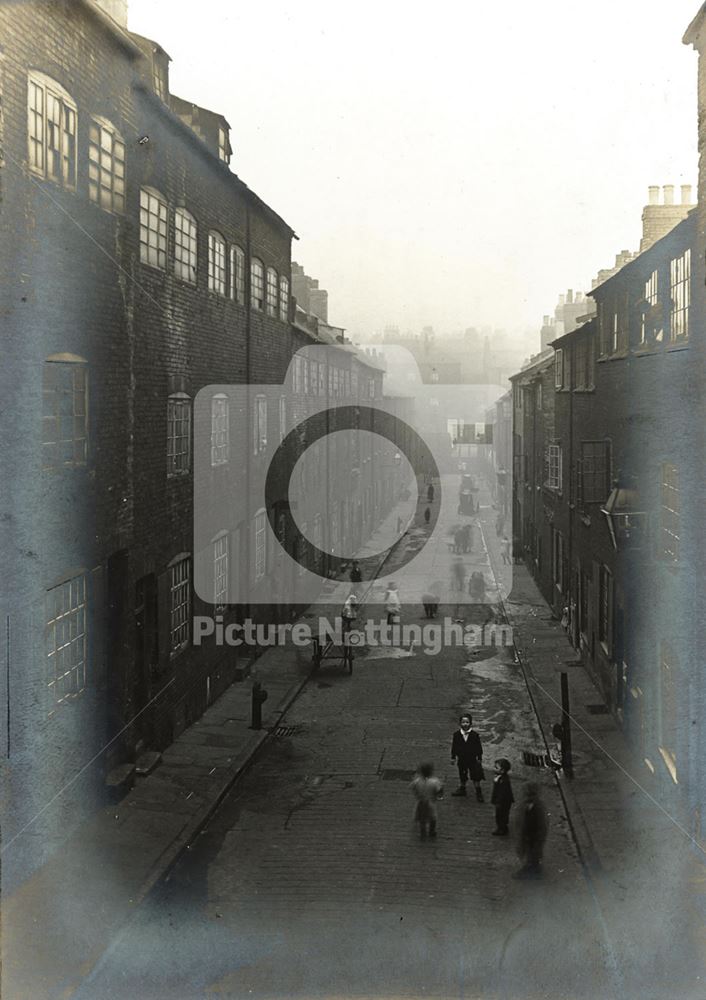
500;536;512;565
341;592;358;627
384;581;401;626
462;523;472;553
469;571;486;602
491;758;514;836
450;713;485;801
411;762;444;839
421;584;440;619
513;782;548;878
451;557;466;592
427;482;435;504
423;505;431;525
495;513;505;537
349;560;362;584
453;528;464;554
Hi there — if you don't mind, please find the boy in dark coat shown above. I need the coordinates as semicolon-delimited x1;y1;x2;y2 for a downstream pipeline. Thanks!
450;713;485;801
490;758;514;835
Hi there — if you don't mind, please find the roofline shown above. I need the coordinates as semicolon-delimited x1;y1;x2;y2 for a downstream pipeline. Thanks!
136;84;297;239
509;352;554;382
549;316;597;349
588;210;695;298
684;4;706;46
79;0;143;57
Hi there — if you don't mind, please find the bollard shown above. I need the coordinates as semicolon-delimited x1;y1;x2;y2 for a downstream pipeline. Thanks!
250;680;268;730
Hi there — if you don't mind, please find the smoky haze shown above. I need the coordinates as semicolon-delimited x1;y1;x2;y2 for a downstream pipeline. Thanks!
130;0;697;349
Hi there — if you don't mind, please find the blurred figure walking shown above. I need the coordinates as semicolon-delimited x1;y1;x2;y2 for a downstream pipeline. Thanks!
513;783;548;878
411;762;444;839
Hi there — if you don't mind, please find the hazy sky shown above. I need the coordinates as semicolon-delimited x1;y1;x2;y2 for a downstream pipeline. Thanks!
129;1;699;343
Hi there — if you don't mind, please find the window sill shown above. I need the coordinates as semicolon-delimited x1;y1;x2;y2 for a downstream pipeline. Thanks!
666;341;689;353
596;352;628;363
167;470;191;480
572;387;595;394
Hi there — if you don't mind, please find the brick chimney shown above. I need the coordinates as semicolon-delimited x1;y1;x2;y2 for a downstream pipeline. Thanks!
94;0;128;27
640;183;694;252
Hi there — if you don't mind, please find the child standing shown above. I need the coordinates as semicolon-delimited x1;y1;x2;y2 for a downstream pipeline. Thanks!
410;762;444;839
450;713;485;801
491;758;514;836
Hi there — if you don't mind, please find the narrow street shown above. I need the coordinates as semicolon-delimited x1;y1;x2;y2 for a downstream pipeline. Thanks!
72;479;620;1000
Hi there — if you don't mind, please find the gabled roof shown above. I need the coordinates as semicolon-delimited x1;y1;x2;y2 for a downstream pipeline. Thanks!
79;0;142;57
549;316;597;350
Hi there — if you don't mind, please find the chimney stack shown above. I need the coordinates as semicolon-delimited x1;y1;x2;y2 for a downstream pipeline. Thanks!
681;184;693;205
567;289;574;304
648;185;660;205
663;184;675;205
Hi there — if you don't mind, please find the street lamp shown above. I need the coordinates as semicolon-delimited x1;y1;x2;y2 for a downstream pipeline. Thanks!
600;477;647;550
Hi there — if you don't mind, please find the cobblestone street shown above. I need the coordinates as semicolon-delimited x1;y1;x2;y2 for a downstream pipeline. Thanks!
72;481;619;1000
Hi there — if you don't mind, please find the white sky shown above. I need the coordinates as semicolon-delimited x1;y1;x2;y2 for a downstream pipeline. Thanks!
129;0;699;346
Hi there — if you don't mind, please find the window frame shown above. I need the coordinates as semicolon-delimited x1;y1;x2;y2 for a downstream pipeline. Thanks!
554;349;564;389
139;186;168;270
669;249;690;342
27;72;77;189
88;116;125;214
266;266;279;317
169;556;191;654
230;245;245;304
46;573;88;707
208;230;227;296
213;533;229;610
42;357;88;469
659;462;680;562
210;393;229;466
174;207;198;284
251;258;265;311
167;392;192;477
279;275;289;322
254;509;267;583
546;443;562;491
254;394;268;455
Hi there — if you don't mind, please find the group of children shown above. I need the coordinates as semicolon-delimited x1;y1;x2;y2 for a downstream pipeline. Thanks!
410;712;546;877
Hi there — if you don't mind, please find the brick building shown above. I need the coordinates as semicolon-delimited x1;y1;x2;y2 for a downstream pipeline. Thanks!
0;0;403;878
511;207;702;828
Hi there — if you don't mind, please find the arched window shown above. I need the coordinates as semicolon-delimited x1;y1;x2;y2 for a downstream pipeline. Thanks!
167;392;191;475
174;208;198;283
211;393;229;466
89;116;125;213
251;258;264;311
208;231;227;295
279;275;289;322
230;245;245;303
42;354;88;469
28;72;76;188
266;267;278;316
140;187;168;269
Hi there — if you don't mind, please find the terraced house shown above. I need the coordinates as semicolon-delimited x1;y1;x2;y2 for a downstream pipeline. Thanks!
511;201;702;835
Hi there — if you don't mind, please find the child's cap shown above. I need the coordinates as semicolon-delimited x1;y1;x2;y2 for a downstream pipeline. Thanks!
419;762;434;777
496;758;511;772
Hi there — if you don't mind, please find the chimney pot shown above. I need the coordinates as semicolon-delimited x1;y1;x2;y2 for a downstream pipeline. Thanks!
648;185;660;205
567;289;574;303
663;184;675;205
681;184;693;205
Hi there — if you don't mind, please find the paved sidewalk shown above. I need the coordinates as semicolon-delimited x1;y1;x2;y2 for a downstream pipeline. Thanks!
3;637;319;1000
476;496;706;990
